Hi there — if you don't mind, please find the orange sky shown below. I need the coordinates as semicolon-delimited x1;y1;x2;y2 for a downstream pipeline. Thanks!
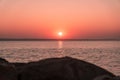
0;0;120;39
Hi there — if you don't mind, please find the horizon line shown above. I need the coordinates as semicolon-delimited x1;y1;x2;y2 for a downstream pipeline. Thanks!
0;38;120;41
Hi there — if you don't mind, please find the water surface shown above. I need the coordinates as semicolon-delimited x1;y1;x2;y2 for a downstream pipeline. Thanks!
0;41;120;75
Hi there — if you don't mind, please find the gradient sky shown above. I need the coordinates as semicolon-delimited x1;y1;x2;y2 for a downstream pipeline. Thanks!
0;0;120;39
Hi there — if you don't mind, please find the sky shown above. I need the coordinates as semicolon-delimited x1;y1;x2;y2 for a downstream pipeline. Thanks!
0;0;120;39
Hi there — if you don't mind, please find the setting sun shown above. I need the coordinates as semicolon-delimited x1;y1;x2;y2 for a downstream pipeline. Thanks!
58;32;63;36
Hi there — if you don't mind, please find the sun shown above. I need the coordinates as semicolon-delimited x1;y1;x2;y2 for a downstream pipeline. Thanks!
58;32;63;36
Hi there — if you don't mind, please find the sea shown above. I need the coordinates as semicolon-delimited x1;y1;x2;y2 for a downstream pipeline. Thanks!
0;41;120;75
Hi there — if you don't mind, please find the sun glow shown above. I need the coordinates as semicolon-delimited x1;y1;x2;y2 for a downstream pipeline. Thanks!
58;32;63;36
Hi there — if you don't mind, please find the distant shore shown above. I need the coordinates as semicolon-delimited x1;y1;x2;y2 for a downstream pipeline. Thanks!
0;39;120;41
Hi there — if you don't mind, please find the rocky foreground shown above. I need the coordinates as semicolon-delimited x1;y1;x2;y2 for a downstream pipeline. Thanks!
0;57;120;80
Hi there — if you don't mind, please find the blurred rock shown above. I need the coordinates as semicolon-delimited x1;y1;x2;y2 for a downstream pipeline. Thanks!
0;57;17;80
0;57;119;80
18;57;116;80
94;75;120;80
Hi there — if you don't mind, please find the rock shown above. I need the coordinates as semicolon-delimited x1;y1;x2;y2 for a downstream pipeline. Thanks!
11;63;27;68
113;76;120;80
0;57;9;63
0;57;119;80
94;75;120;80
18;57;116;80
0;57;17;80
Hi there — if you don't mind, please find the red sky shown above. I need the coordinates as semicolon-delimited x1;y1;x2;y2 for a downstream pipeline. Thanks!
0;0;120;39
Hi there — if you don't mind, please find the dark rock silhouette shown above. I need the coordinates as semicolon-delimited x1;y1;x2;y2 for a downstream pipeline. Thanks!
94;75;120;80
0;57;17;80
0;57;9;63
17;57;118;80
0;57;120;80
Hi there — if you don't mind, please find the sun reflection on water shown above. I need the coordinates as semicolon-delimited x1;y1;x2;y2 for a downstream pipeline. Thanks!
58;41;63;48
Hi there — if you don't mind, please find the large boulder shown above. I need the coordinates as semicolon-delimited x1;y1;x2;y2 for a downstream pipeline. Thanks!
0;57;119;80
0;58;17;80
18;57;117;80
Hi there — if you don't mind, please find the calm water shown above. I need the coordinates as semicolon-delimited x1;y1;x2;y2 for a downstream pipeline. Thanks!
0;41;120;75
